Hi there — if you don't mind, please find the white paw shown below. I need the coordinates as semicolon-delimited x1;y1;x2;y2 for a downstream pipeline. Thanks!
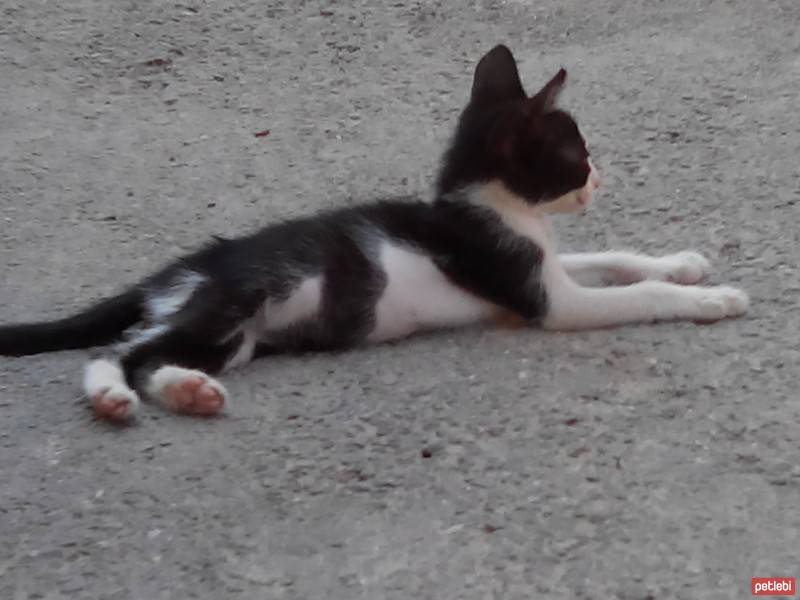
694;285;750;321
148;366;228;416
90;384;140;422
84;359;140;423
659;251;712;285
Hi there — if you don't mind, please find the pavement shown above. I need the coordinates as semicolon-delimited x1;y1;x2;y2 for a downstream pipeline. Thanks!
1;1;799;598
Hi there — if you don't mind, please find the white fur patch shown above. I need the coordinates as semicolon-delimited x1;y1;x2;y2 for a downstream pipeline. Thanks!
145;365;228;413
222;324;258;371
368;241;496;343
113;271;205;354
146;271;206;321
543;278;749;330
83;359;127;394
117;323;168;353
83;359;140;414
262;275;324;332
560;250;712;287
475;181;557;241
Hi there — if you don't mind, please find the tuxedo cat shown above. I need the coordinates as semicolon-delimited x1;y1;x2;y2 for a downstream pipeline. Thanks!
0;45;749;423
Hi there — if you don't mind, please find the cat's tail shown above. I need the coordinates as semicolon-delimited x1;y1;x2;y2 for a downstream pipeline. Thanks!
0;290;143;356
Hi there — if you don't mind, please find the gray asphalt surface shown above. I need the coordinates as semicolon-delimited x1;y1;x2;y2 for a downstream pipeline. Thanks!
1;1;799;598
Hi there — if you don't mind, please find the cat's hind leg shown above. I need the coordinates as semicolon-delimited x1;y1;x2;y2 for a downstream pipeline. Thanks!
83;358;141;422
112;269;265;416
560;251;711;286
118;321;255;417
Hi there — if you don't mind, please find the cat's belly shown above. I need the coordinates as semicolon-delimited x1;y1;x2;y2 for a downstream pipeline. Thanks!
367;241;496;343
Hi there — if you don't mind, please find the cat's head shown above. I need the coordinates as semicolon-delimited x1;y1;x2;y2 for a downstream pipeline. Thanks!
436;45;600;213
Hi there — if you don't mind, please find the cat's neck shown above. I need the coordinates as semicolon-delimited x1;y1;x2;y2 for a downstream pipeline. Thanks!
468;180;557;246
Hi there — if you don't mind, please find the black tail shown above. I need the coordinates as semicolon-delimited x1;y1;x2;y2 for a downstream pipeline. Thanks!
0;290;143;356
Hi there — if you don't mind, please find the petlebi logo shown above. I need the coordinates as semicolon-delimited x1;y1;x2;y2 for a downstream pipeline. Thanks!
751;578;795;596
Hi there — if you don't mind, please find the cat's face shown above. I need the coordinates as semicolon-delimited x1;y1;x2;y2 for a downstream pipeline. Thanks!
437;45;600;213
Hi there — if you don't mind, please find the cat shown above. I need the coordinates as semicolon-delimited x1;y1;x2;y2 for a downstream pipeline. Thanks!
0;44;749;423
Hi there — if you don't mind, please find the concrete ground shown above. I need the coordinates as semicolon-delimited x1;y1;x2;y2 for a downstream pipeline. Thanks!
1;1;798;598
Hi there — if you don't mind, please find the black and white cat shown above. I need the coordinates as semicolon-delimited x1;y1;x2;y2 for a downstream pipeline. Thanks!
0;45;748;423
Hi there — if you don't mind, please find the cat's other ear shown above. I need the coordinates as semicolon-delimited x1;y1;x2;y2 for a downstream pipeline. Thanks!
471;44;526;105
528;68;567;113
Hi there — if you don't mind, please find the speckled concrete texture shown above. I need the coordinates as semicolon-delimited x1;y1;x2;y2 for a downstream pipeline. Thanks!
1;1;799;598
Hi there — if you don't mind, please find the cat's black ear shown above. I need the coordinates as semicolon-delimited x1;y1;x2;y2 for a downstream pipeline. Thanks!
528;68;567;113
471;45;526;104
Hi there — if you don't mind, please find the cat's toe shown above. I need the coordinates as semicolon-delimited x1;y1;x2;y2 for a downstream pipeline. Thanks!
717;285;749;316
662;251;712;285
694;285;749;323
195;383;226;415
91;385;140;423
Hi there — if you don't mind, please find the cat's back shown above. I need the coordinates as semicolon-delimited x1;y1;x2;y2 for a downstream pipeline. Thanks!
176;197;434;279
238;196;434;253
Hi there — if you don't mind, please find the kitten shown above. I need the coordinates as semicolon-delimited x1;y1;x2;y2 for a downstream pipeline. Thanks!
0;45;749;423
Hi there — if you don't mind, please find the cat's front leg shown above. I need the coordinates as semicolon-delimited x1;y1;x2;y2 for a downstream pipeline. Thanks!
560;250;711;286
542;259;748;330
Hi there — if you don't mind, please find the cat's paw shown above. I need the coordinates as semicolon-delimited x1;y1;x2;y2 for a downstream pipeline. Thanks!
148;366;227;416
659;251;712;285
693;285;750;322
91;384;140;422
